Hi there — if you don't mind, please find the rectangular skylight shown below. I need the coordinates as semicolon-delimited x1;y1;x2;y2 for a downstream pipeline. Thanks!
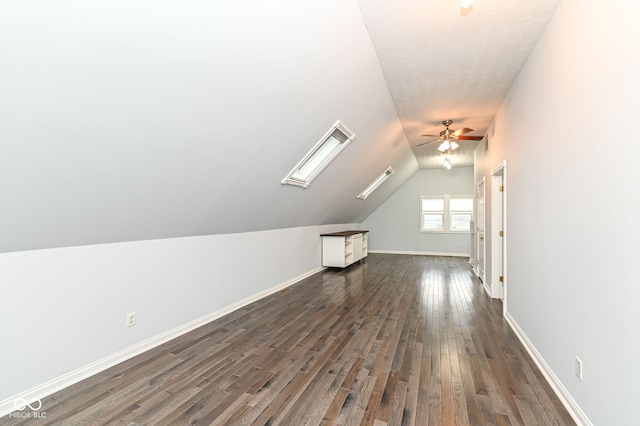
357;167;395;200
281;121;355;188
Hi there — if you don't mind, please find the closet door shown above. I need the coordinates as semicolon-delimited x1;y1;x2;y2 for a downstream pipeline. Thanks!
477;179;485;283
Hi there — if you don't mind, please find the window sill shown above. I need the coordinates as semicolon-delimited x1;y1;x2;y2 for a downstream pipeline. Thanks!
419;230;471;234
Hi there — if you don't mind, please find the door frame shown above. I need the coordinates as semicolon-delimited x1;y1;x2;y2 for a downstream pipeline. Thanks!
491;161;507;314
475;177;486;287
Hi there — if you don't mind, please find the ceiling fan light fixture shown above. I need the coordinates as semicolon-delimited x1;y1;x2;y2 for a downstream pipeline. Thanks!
438;140;450;152
450;141;460;151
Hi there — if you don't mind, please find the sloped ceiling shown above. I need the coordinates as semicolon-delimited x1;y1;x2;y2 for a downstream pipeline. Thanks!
0;0;560;254
0;0;417;253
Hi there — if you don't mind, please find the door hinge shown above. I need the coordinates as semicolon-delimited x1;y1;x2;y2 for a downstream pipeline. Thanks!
499;230;504;237
499;185;504;192
499;276;504;282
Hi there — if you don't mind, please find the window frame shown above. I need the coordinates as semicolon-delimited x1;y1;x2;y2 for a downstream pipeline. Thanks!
420;196;445;231
420;194;473;233
357;167;395;200
281;120;356;188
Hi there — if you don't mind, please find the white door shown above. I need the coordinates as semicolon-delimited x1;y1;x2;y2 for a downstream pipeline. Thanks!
476;179;485;283
493;173;505;300
491;161;507;307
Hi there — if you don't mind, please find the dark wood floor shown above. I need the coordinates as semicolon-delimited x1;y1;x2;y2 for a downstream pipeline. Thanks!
2;254;575;425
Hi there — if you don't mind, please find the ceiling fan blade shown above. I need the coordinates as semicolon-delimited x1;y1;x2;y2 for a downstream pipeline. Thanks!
416;139;439;147
457;135;483;141
420;134;440;137
452;127;474;137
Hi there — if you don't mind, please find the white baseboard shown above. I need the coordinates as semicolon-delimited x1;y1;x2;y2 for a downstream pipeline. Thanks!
0;267;325;418
483;281;492;297
504;311;592;426
368;249;469;257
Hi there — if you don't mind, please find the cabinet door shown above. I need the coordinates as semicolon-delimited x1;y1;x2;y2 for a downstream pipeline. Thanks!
362;233;368;258
322;236;347;267
352;234;363;262
344;235;355;265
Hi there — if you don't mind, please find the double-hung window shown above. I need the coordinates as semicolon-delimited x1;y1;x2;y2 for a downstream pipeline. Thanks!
421;197;445;230
420;195;473;232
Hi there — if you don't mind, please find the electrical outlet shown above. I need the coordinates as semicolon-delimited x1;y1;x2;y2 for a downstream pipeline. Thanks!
127;312;136;328
575;356;583;380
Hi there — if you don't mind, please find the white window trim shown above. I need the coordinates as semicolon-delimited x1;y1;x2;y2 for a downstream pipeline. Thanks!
420;194;473;233
281;120;356;188
357;167;395;200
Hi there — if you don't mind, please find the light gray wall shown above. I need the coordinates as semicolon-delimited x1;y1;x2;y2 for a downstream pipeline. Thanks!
362;167;474;255
476;0;640;423
0;0;417;254
0;223;359;411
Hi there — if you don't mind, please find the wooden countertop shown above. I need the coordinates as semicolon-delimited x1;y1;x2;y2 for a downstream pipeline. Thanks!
320;230;369;237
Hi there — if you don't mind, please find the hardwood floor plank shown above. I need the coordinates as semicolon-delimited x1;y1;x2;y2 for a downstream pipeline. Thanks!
1;254;575;426
334;372;376;425
402;341;422;426
360;390;383;426
279;364;336;426
477;394;498;426
514;394;545;426
375;369;398;424
386;380;408;426
320;387;350;425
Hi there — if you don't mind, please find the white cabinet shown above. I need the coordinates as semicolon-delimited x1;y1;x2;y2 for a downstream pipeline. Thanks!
321;231;369;268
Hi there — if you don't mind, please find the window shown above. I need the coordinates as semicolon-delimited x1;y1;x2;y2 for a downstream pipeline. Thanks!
420;195;473;232
357;167;395;200
281;121;356;188
421;197;444;230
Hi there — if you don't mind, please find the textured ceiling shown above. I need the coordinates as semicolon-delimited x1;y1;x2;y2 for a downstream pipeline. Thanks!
357;0;561;168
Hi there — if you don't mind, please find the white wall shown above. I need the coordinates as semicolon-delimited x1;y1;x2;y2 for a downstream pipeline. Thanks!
476;0;640;424
0;0;417;254
0;223;358;413
362;167;474;256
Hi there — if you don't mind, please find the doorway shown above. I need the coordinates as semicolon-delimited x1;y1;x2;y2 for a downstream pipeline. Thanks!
491;161;507;310
476;178;486;287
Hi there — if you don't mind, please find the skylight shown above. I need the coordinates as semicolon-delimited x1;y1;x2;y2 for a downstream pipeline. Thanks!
281;121;355;188
357;167;395;200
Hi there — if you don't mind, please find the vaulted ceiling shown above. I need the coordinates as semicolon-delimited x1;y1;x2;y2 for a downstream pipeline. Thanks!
0;0;560;253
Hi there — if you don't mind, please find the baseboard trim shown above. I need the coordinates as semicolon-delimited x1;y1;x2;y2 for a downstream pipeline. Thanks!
368;249;469;257
0;266;325;418
483;281;492;297
504;311;592;426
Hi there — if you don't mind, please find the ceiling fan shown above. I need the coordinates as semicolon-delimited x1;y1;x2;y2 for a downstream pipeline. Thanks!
417;119;483;153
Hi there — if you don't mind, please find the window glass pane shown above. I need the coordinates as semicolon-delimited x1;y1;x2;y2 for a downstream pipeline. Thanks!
328;128;349;143
450;214;471;231
423;214;443;230
421;198;444;211
291;135;342;180
450;197;473;211
282;121;355;188
357;167;394;200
